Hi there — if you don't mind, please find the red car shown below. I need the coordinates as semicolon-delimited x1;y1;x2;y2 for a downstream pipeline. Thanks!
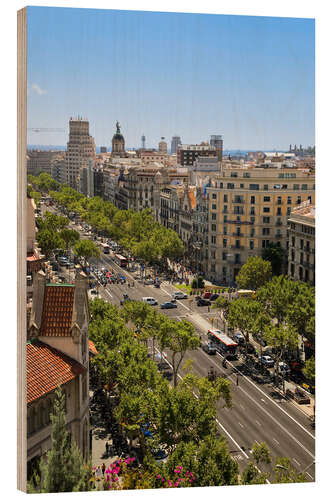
203;291;211;299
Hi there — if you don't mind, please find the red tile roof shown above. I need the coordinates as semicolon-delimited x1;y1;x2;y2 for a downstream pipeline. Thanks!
40;284;75;337
27;340;86;404
88;340;98;356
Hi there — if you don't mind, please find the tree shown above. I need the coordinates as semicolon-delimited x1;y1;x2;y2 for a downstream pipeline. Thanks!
74;239;100;263
287;281;315;343
264;324;299;382
162;319;201;387
212;296;229;316
227;298;263;353
273;457;307;483
256;275;298;326
36;211;69;232
36;229;65;258
262;242;285;275
241;442;271;485
59;228;80;255
303;356;315;383
236;256;272;290
28;386;91;493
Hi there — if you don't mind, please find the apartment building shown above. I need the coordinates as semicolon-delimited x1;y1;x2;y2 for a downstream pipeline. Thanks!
205;166;315;284
288;202;315;285
27;149;65;177
177;144;217;166
65;117;96;190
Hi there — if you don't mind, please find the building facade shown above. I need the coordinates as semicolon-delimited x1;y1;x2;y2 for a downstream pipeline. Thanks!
65;117;96;190
27;150;65;177
111;121;125;155
288;202;315;285
171;135;182;155
177;144;217;166
158;137;168;154
205;166;315;284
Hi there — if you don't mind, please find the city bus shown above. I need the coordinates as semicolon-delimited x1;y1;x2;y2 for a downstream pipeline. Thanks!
101;243;110;254
114;254;128;268
207;329;238;359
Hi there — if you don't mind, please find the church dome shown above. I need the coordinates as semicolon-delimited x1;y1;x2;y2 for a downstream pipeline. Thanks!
112;121;125;153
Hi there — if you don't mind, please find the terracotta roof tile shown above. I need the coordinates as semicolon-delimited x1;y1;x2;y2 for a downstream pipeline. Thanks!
40;284;75;337
27;340;86;404
88;340;98;356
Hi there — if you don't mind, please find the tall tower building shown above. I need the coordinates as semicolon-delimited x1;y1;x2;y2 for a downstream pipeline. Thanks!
112;121;125;155
65;117;96;190
158;136;168;154
141;134;146;150
210;135;223;161
171;135;181;155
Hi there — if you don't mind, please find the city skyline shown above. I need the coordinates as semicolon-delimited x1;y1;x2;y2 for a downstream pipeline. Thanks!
27;7;314;150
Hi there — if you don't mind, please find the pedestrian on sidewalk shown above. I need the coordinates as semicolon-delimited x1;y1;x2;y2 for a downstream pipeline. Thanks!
105;441;109;455
102;463;106;475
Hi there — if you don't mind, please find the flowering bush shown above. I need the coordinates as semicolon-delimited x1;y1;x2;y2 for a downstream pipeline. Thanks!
156;466;195;488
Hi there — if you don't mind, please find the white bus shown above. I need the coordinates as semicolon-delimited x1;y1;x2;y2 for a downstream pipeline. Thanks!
207;329;238;359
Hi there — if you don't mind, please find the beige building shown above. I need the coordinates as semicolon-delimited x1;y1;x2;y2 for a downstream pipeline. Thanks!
27;150;65;177
205;166;315;284
66;117;96;189
288;202;315;285
158;137;168;154
27;271;90;476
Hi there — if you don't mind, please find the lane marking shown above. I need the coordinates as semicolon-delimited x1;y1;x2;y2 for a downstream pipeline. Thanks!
256;420;261;427
239;422;244;429
273;438;280;445
306;472;313;479
215;352;315;440
293;458;301;466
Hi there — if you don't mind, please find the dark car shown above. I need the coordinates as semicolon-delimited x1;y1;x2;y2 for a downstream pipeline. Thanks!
197;298;211;307
202;341;217;355
210;293;220;301
161;302;177;309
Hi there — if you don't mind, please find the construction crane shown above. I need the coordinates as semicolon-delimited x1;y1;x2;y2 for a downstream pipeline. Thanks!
28;128;65;133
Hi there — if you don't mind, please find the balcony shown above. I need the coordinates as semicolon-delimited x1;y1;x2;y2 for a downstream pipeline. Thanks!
275;233;283;238
231;245;244;250
232;199;245;204
233;232;244;237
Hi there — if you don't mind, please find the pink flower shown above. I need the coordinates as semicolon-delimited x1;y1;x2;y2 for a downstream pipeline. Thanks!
156;474;161;479
167;480;173;487
161;478;165;482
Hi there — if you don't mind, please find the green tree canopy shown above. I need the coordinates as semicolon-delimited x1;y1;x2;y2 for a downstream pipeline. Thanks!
74;239;100;262
262;242;285;275
236;256;272;290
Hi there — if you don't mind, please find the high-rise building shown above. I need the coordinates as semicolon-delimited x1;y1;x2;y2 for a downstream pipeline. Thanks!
65;117;96;190
171;135;181;154
158;137;168;154
210;135;223;161
177;144;217;166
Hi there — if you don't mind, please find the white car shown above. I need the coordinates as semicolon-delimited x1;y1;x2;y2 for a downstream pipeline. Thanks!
278;362;290;375
260;355;275;367
142;297;158;306
172;291;188;299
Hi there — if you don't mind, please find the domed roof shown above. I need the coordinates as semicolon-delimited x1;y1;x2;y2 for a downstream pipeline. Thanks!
112;121;124;142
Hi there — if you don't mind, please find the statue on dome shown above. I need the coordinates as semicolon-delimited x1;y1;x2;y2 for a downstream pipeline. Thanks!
116;121;121;134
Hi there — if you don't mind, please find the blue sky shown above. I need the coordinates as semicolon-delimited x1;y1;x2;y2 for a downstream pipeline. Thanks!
27;6;315;150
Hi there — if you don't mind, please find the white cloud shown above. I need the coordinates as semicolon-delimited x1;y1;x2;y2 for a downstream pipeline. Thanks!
28;83;47;96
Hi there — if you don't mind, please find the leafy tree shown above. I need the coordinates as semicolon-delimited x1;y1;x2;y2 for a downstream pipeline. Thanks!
264;324;299;379
227;298;265;352
241;442;271;485
303;356;315;383
287;281;315;343
74;239;100;263
236;256;272;290
212;296;229;316
27;386;91;493
273;457;307;483
59;228;80;255
36;211;69;232
36;229;65;258
262;242;285;275
256;275;298;326
162;319;201;386
166;435;239;486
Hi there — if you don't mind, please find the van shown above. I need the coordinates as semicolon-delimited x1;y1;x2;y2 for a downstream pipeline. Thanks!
142;297;158;306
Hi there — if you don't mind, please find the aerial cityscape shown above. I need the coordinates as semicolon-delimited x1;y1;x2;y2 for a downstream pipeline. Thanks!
24;6;315;493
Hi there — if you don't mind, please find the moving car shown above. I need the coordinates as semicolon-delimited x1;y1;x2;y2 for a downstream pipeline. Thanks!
161;302;177;309
142;297;158;306
234;332;245;345
197;298;211;307
172;291;188;299
260;355;274;367
88;289;101;301
201;341;217;355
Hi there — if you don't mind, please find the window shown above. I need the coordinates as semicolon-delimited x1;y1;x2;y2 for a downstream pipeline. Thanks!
263;184;268;191
220;182;223;188
250;217;255;223
212;213;216;220
243;172;251;178
300;239;304;249
287;207;291;216
227;183;234;189
292;236;295;247
235;240;241;249
297;196;302;204
223;205;228;213
211;236;216;244
240;184;244;188
211;251;216;259
211;263;216;272
263;196;270;202
212;204;217;210
212;193;217;199
223;215;227;222
222;252;227;261
250;184;259;190
263;207;270;213
276;207;282;215
262;228;270;235
211;224;216;231
250;240;254;250
231;172;238;178
302;184;308;190
277;196;282;205
251;196;256;204
250;207;255;215
263;216;270;223
287;196;292;205
223;226;227;235
223;194;228;202
223;239;227;248
293;184;300;190
250;228;255;237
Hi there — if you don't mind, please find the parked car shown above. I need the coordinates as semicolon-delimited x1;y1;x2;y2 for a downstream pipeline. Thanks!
144;279;154;285
278;361;290;376
234;333;245;345
201;341;216;355
161;302;177;309
197;298;211;307
88;289;101;301
203;291;211;299
260;355;274;367
142;297;158;306
210;293;220;301
172;291;188;299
